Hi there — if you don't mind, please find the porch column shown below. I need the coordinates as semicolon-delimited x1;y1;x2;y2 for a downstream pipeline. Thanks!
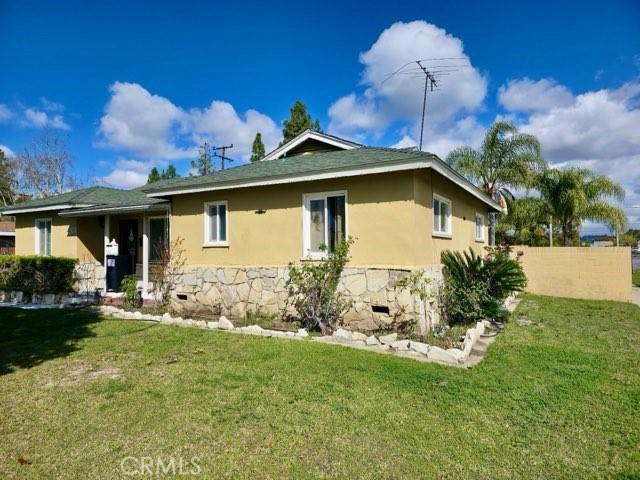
142;213;149;296
104;214;110;266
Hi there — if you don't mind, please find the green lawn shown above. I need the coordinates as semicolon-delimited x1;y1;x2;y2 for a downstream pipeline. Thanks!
633;269;640;286
1;295;639;479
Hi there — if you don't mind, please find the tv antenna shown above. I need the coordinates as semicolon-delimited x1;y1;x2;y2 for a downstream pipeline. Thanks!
381;58;468;151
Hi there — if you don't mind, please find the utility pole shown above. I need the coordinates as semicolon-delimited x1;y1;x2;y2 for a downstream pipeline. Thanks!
213;144;234;171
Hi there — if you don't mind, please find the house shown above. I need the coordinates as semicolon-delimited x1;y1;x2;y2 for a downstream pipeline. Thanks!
1;130;501;332
0;216;15;254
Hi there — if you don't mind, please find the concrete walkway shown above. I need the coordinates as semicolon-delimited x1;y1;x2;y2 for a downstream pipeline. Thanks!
632;287;640;306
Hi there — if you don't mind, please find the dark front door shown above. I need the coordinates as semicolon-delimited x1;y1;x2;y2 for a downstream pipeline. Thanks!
119;219;138;276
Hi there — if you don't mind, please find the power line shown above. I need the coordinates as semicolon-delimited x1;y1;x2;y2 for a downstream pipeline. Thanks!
212;144;234;171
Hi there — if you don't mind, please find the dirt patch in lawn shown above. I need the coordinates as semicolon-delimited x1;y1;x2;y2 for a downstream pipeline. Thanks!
43;362;122;388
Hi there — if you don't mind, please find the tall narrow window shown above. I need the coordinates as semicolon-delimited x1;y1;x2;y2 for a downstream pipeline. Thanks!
149;217;168;261
303;192;347;258
204;201;228;246
432;194;452;236
475;213;484;241
35;218;52;255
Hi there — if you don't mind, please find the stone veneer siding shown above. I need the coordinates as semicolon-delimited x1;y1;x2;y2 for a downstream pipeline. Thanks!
171;266;442;333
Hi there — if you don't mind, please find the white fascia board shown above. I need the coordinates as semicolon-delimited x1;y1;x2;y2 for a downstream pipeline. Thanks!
0;231;15;236
58;203;169;217
0;204;93;215
147;160;430;197
429;161;503;212
263;130;358;161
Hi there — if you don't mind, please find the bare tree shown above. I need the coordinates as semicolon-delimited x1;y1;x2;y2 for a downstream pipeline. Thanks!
16;130;83;198
0;148;18;206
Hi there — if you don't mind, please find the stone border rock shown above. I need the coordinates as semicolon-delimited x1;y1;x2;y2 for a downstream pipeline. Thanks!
314;323;491;366
97;305;310;340
97;305;492;367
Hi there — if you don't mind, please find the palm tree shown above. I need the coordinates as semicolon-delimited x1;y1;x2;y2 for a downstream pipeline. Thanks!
496;196;549;246
447;122;545;244
537;167;626;246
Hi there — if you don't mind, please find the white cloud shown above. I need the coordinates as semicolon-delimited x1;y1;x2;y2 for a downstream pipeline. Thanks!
328;21;487;142
99;158;156;189
0;104;13;122
98;82;280;162
22;107;70;130
40;97;66;112
98;82;191;160
504;79;640;231
498;78;574;112
0;144;15;157
186;101;280;160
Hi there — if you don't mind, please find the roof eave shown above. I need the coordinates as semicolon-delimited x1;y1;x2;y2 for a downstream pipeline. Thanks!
262;129;361;161
58;203;169;217
0;204;95;215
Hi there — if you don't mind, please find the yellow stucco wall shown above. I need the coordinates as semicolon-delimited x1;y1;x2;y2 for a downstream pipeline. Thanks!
413;170;489;265
170;169;490;268
15;213;78;257
516;246;632;302
12;169;492;269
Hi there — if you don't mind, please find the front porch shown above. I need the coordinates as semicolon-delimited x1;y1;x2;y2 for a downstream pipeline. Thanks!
61;203;170;298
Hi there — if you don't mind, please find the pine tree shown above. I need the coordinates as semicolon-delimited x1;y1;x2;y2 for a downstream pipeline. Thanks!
147;167;161;184
162;164;178;179
0;148;18;206
191;142;214;176
250;133;265;162
280;101;321;146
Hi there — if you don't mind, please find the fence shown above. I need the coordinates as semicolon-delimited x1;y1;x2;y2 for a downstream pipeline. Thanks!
515;246;632;303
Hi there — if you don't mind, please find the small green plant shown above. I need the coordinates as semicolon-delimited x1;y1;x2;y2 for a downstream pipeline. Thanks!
285;237;354;335
120;274;139;308
440;245;527;324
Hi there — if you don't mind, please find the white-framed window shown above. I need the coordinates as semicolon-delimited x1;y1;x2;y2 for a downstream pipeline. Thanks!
475;213;485;241
203;201;228;247
35;218;52;255
432;194;452;237
302;191;347;259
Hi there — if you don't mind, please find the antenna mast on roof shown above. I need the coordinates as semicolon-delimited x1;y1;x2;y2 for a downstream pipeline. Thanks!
381;58;467;151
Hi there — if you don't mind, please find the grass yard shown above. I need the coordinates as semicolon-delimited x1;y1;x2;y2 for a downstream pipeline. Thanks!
633;268;640;287
1;295;639;479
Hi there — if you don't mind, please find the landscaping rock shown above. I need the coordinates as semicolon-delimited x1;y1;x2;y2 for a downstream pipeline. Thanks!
218;316;234;330
447;348;466;363
427;346;458;365
133;311;143;319
333;328;353;340
409;341;429;356
365;335;380;346
43;294;55;305
241;325;263;335
350;331;368;341
162;312;172;322
207;321;219;329
391;340;410;351
297;328;309;338
378;333;397;345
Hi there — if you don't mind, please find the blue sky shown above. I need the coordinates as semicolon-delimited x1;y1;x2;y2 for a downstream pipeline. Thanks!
1;0;639;231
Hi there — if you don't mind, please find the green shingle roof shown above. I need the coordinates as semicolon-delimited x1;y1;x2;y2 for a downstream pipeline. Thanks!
144;147;439;194
0;186;166;214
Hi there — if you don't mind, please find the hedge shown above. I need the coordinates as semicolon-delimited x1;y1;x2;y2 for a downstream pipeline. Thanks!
0;255;78;295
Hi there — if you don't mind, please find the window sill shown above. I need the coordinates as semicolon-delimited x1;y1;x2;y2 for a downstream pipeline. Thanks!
432;232;452;239
203;242;229;248
475;238;485;243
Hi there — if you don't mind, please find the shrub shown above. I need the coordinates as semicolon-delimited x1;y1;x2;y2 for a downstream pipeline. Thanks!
0;255;77;295
440;246;526;324
152;236;186;307
285;238;354;334
120;274;139;308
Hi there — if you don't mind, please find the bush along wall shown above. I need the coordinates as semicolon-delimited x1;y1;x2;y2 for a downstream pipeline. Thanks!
0;255;78;301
